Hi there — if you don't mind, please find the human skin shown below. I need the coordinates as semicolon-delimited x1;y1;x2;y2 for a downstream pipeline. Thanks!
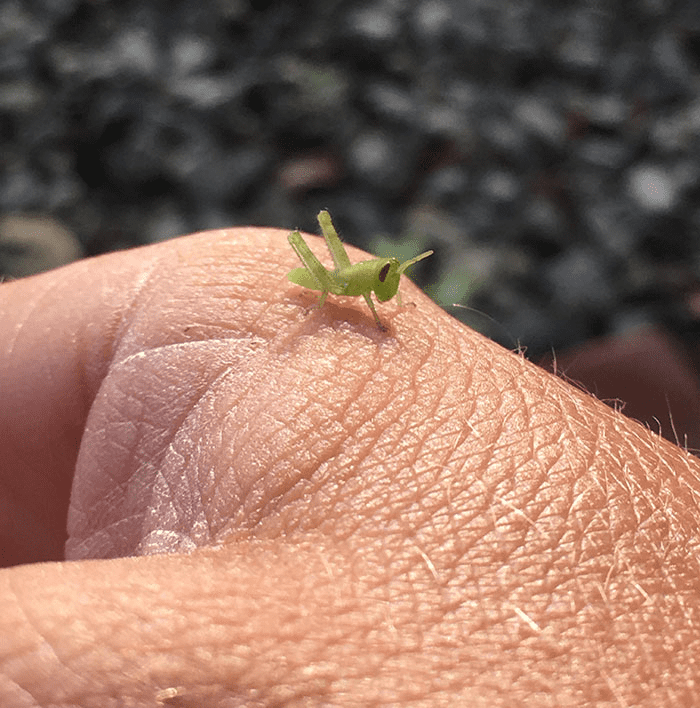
1;226;700;707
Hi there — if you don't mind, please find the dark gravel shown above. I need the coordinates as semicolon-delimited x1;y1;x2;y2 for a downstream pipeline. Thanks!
4;0;700;358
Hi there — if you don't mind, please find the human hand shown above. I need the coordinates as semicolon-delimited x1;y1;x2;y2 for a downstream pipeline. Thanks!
2;225;699;706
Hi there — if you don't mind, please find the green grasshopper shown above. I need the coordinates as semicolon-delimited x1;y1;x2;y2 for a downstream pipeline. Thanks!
287;210;433;329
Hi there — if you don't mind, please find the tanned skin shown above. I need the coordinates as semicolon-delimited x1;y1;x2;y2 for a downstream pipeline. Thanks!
1;225;699;707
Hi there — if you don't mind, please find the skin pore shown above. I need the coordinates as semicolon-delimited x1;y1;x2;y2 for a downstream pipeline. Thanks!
1;226;700;707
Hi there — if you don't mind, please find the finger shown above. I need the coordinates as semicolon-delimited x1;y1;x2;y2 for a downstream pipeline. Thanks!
0;542;402;706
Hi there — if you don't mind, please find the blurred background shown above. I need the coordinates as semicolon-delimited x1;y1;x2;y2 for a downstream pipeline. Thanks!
4;0;700;448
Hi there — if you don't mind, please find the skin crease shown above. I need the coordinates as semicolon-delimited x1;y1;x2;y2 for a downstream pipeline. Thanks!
1;228;700;707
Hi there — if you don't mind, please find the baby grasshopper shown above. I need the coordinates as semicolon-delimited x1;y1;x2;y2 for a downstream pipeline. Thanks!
287;210;433;329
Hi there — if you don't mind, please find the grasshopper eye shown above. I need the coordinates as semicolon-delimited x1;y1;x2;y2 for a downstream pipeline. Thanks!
378;262;391;282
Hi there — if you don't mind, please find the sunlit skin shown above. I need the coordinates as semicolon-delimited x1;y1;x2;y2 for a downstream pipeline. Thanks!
287;210;432;329
1;225;700;706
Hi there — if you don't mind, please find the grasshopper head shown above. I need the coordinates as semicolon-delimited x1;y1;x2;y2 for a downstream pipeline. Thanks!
373;250;433;302
373;258;401;302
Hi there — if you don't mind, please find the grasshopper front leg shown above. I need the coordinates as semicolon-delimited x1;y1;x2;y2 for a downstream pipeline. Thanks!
361;292;383;329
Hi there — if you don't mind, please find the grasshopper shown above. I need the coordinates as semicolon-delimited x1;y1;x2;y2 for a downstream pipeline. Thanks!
287;210;432;329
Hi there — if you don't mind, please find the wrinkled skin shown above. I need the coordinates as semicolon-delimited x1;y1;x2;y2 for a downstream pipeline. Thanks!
1;226;700;707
